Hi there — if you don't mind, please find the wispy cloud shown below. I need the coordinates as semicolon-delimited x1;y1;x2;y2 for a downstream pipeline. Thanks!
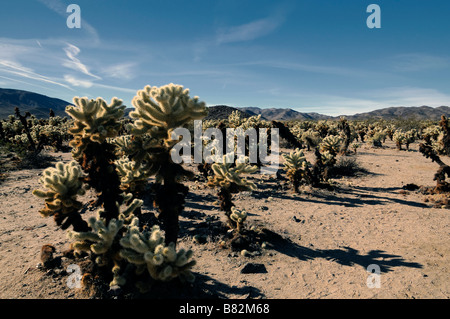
0;59;73;90
388;53;450;72
216;14;285;45
63;74;93;88
101;62;137;80
63;43;101;79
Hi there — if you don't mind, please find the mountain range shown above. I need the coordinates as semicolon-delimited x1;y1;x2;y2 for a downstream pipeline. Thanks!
0;88;72;119
1;88;450;121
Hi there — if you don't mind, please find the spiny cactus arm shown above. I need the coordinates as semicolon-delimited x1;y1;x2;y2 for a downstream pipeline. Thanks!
208;155;258;191
66;97;125;148
32;161;88;230
230;207;247;224
120;223;196;282
419;143;446;166
129;84;208;133
320;150;336;166
283;149;308;170
67;216;123;255
320;135;342;154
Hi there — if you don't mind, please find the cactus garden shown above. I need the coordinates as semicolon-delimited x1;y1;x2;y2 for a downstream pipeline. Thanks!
0;87;449;299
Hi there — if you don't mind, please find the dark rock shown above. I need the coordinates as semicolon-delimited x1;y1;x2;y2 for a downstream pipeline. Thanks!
240;263;268;274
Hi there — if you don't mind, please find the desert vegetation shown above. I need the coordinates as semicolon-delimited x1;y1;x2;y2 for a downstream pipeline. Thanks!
0;85;449;299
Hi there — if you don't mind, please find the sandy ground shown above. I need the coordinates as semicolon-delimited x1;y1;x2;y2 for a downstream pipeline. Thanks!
0;140;448;299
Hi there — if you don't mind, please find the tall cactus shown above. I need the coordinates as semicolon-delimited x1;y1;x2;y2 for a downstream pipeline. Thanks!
66;97;126;223
128;84;208;246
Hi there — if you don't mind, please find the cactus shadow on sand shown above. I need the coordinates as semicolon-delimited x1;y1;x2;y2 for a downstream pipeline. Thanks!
252;183;430;209
262;230;423;274
133;273;264;299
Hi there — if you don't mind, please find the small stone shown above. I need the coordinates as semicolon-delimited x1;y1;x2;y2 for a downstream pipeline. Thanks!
241;263;268;274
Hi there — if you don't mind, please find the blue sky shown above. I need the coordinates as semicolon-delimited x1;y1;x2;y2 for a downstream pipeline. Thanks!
0;0;449;116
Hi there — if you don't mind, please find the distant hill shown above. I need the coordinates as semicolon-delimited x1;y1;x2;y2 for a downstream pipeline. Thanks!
204;105;250;121
0;88;71;118
342;105;450;121
239;106;331;121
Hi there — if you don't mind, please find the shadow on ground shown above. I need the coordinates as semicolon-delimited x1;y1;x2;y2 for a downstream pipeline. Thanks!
262;229;423;273
137;273;265;299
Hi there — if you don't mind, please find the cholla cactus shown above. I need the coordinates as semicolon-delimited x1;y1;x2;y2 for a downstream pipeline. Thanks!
419;142;450;193
207;154;258;193
354;122;367;142
393;130;407;150
115;156;149;196
352;143;361;154
404;129;418;150
32;161;89;231
68;217;124;258
207;154;257;230
66;97;126;158
434;116;450;155
128;84;208;246
239;114;270;131
384;124;396;141
129;83;208;140
301;129;321;151
228;110;243;128
320;135;342;156
367;130;386;147
315;120;329;138
422;125;441;145
65;97;126;224
338;116;352;154
230;207;247;233
320;150;336;166
283;149;308;171
111;135;134;157
120;219;196;284
283;149;309;193
67;198;143;287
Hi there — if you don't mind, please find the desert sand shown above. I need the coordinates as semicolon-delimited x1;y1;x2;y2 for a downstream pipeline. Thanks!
0;140;448;299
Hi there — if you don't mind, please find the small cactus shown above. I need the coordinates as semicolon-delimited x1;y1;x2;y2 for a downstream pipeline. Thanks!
283;149;310;193
207;154;257;231
229;207;248;233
